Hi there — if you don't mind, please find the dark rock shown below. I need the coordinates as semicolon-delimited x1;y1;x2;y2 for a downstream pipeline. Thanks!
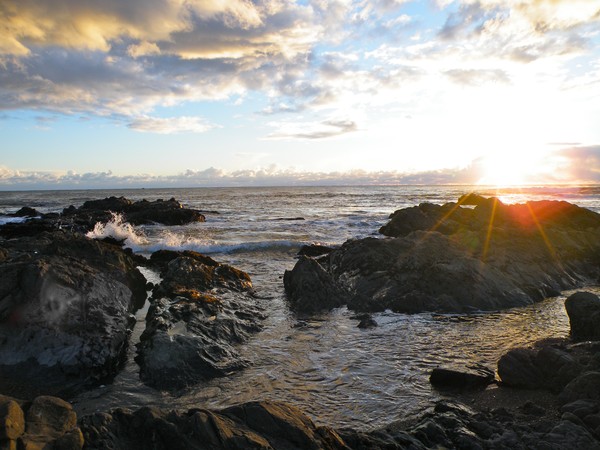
285;196;600;314
81;401;348;450
297;244;335;258
0;231;147;396
26;396;77;439
1;196;206;239
284;256;347;313
561;399;599;419
430;367;495;390
498;342;582;392
520;401;546;416
355;314;377;329
136;251;264;390
559;371;600;406
12;207;38;218
565;292;600;341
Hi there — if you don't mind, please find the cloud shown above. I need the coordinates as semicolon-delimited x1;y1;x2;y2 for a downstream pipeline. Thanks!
127;116;216;134
444;69;510;86
266;118;358;140
553;145;600;183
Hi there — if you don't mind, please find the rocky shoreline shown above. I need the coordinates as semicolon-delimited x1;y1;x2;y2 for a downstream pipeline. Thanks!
1;195;600;449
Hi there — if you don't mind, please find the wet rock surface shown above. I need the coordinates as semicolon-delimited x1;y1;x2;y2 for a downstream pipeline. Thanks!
0;196;205;238
285;197;600;313
136;250;265;390
0;231;147;396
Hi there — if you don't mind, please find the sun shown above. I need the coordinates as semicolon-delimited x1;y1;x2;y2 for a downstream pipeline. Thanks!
477;153;541;187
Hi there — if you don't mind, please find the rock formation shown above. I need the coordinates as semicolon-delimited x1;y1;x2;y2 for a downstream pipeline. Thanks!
285;197;600;313
135;250;265;390
0;231;147;396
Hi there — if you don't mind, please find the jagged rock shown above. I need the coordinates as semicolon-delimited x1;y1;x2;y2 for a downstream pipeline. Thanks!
283;256;347;313
80;401;347;450
1;196;205;238
0;231;147;396
297;244;335;258
136;251;264;390
285;197;600;314
12;207;39;218
565;292;600;341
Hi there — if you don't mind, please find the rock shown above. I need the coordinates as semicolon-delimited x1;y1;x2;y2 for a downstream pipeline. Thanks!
80;401;347;450
565;292;600;341
1;196;205;238
297;244;335;258
136;251;264;390
0;399;24;440
498;342;582;392
0;231;147;396
355;314;377;329
285;196;600;314
430;366;495;390
559;371;600;406
12;207;39;218
283;256;348;313
0;396;82;450
26;396;77;439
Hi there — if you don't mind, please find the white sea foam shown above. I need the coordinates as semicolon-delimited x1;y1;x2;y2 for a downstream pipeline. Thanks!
0;216;27;225
86;213;148;247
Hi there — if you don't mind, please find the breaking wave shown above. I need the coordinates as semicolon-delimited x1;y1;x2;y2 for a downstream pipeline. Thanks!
86;213;148;247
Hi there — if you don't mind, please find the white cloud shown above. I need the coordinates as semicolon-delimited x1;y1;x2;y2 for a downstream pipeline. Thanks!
127;116;216;134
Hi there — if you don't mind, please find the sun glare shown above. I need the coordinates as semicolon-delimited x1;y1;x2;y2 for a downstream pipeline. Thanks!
478;154;538;186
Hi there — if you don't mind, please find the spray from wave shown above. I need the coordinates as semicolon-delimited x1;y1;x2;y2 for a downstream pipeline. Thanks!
86;213;148;247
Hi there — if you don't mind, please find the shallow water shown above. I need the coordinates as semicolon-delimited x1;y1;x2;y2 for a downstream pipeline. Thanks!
1;185;599;429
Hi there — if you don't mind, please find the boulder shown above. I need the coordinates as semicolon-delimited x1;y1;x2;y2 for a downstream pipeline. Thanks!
0;395;82;450
283;256;347;313
0;231;147;396
559;372;600;406
565;292;600;341
136;251;264;390
430;366;495;390
498;342;582;392
285;197;600;314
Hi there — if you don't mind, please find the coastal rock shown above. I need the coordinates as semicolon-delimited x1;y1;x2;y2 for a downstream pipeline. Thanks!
559;372;600;406
283;256;347;313
80;401;347;450
565;292;600;341
430;366;495;390
497;342;582;392
0;395;82;450
0;196;205;238
0;231;147;396
285;197;600;313
65;196;206;228
136;251;264;390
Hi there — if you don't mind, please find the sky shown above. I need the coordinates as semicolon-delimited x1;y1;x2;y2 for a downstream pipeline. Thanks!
1;0;600;189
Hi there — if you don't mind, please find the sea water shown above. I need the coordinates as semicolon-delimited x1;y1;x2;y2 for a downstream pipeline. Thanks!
1;185;599;429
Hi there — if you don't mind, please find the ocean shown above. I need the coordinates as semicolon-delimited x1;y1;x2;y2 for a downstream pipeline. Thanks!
1;184;599;429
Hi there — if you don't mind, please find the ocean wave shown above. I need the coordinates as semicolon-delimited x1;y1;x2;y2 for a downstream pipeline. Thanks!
131;235;306;255
86;213;148;247
0;216;28;225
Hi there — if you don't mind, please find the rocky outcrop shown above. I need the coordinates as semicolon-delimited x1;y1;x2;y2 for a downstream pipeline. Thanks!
81;401;347;450
565;291;600;341
285;197;600;313
0;395;83;450
66;196;206;228
136;250;265;390
0;196;205;238
0;231;147;396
